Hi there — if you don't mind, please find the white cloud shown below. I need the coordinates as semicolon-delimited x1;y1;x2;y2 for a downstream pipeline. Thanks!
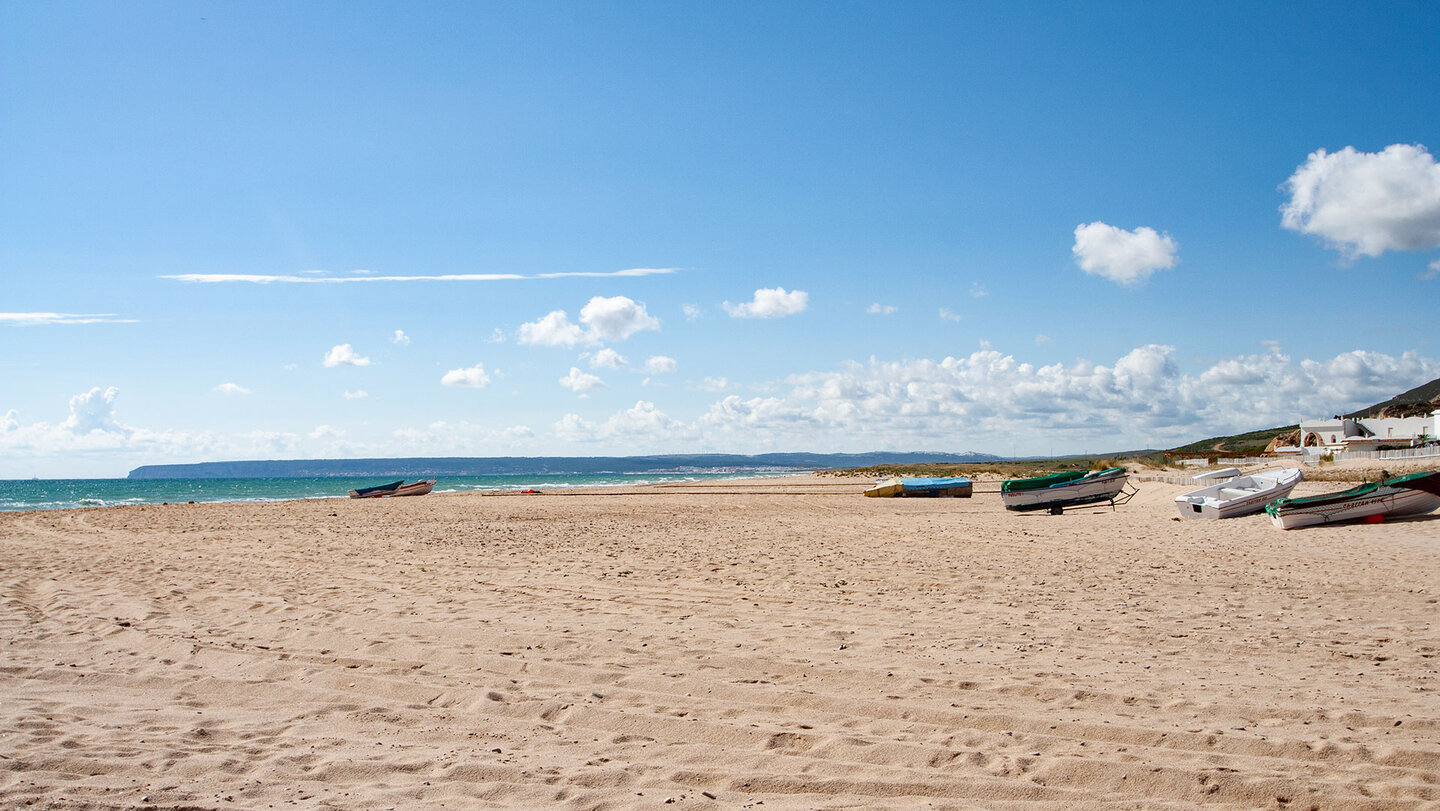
392;329;410;346
323;344;371;367
867;303;898;315
1072;221;1178;285
683;304;702;321
309;424;344;440
694;376;731;392
939;308;962;323
644;355;677;375
587;348;628;370
214;383;252;396
504;425;535;439
559;367;606;395
969;283;989;298
61;386;125;434
1425;259;1440;280
163;268;678;284
488;328;506;343
441;363;492;388
552;413;597;441
723;287;809;318
518;310;589;347
579;296;660;342
1281;143;1440;259
343;389;369;399
1035;334;1051;345
0;312;136;325
520;297;660;347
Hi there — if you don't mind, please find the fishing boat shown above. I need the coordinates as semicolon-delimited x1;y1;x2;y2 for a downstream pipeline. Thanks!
1265;471;1440;529
1001;467;1132;513
348;479;436;499
864;477;973;498
1175;468;1302;519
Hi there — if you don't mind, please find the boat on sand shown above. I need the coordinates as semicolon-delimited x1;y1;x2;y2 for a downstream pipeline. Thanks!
1175;468;1302;520
349;480;436;499
864;477;972;498
1001;468;1132;514
1265;471;1440;529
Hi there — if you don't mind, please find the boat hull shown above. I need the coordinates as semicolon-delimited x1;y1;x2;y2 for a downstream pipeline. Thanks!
1001;469;1128;512
1266;472;1440;529
349;480;435;499
864;478;904;498
1175;468;1301;520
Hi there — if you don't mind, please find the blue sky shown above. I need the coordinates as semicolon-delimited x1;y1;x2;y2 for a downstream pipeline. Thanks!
3;1;1439;478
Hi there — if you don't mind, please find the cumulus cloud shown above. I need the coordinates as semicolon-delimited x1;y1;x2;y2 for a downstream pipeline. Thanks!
1425;259;1440;281
1281;143;1440;259
0;312;136;325
587;348;628;370
213;383;251;395
323;344;371;367
694;377;731;392
392;330;410;346
1072;222;1178;285
559;367;605;395
343;390;369;399
867;303;898;315
550;401;687;445
683;304;702;321
517;310;588;347
519;296;659;347
579;296;660;342
939;308;962;323
441;364;492;388
61;386;125;434
723;287;808;318
644;356;677;375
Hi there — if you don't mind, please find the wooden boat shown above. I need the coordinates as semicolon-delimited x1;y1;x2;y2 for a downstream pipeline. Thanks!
349;480;403;498
896;477;972;497
1001;467;1131;513
863;477;905;498
1175;468;1301;519
348;479;435;499
1265;472;1440;529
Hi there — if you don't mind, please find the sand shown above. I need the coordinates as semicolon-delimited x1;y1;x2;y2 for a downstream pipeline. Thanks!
2;474;1439;809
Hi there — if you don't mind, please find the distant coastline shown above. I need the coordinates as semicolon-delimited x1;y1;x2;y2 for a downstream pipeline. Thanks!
126;452;1000;480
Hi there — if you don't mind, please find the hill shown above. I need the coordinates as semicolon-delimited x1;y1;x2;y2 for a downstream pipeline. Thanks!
127;451;1002;480
1345;376;1440;418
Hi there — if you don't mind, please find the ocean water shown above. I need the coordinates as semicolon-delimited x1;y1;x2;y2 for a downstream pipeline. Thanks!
0;472;775;512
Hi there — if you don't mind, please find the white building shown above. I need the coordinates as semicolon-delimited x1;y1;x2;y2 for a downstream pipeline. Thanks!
1294;410;1440;453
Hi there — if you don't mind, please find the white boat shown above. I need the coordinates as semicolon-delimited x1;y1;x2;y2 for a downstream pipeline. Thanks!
1175;468;1301;519
1001;468;1132;513
1265;472;1440;529
1192;467;1241;482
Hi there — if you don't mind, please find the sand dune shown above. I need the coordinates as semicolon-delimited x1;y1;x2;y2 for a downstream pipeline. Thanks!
3;476;1439;808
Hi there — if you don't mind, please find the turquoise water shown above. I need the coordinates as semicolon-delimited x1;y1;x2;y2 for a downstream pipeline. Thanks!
0;472;776;512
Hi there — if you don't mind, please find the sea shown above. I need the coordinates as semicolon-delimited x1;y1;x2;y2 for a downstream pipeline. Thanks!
0;471;781;512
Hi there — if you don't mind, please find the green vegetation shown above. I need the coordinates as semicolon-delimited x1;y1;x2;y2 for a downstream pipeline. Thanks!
1165;425;1297;457
835;453;1152;480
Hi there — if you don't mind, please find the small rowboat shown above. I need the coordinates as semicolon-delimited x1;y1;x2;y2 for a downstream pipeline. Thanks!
863;477;905;498
1265;471;1440;529
1001;468;1132;514
349;479;436;499
1175;468;1301;519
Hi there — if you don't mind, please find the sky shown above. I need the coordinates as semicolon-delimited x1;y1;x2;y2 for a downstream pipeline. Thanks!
3;1;1439;478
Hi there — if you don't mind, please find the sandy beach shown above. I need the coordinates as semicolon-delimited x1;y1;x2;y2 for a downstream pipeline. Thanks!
3;472;1439;809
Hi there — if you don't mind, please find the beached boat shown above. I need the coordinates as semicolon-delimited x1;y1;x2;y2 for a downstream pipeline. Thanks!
1264;471;1440;529
896;477;973;498
1175;468;1302;520
348;479;435;499
1001;467;1132;513
864;477;973;498
864;478;905;498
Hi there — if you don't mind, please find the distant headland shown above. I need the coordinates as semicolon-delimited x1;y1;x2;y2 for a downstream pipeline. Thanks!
126;452;1001;480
